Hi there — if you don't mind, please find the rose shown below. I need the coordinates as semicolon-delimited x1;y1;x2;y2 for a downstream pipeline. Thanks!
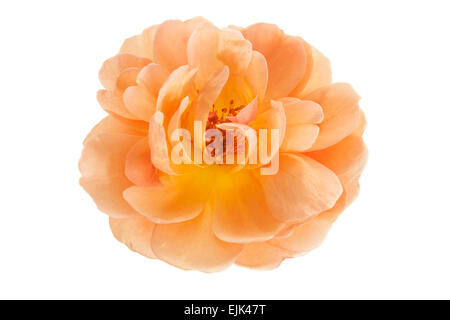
79;17;368;272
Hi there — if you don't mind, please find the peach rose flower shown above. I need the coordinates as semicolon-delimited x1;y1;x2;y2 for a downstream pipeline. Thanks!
79;17;368;272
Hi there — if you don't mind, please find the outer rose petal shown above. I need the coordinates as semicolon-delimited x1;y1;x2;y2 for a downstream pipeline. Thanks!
291;44;332;98
269;193;347;253
120;25;159;60
151;204;243;272
153;18;210;71
306;134;368;206
97;89;140;120
83;116;147;144
212;171;284;243
242;23;307;98
99;54;150;91
268;213;333;254
305;83;361;151
79;134;141;218
110;216;156;258
258;153;343;222
352;108;367;137
123;170;212;224
125;137;160;187
235;242;294;270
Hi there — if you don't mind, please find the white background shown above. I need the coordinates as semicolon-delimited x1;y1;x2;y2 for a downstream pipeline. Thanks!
1;0;449;299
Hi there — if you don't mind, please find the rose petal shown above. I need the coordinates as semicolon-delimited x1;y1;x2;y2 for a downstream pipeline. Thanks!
99;54;150;91
212;171;284;243
152;18;209;71
97;89;140;120
115;67;140;93
218;28;253;77
156;65;198;120
305;83;361;151
251;100;286;165
242;23;307;98
83;116;147;145
148;111;176;175
235;242;294;270
125;137;160;187
123;86;156;121
120;25;159;60
109;216;156;258
290;44;332;98
227;96;258;124
245;51;268;101
123;170;212;223
151;204;243;272
258;153;343;222
79;134;142;218
137;63;170;97
187;23;222;89
279;97;324;125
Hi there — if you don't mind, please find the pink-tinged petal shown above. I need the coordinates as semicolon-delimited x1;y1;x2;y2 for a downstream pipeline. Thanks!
137;63;170;97
123;86;156;122
151;204;243;272
109;216;156;258
148;111;176;175
305;83;361;151
156;65;198;120
242;24;307;98
278;97;324;124
245;51;268;101
120;25;159;60
258;153;343;223
227;96;258;124
235;242;294;270
99;54;150;91
212;171;284;243
291;44;332;98
218;28;253;77
79;134;142;218
125;137;160;187
97;89;139;120
215;122;258;168
124;170;213;224
187;23;222;89
83;116;148;145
